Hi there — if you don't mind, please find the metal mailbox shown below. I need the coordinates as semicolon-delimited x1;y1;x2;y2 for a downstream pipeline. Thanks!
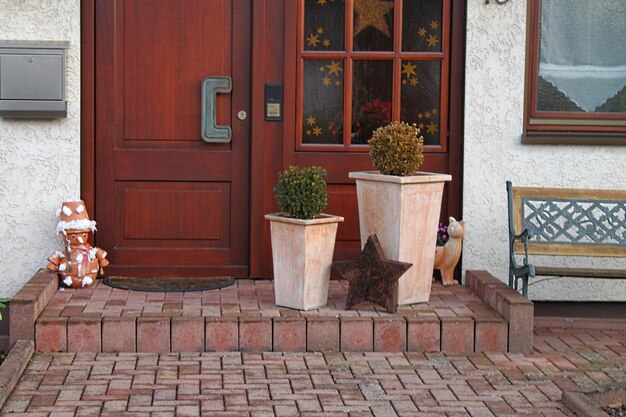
0;41;69;118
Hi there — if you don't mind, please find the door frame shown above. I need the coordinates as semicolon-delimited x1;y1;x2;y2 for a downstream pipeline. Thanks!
81;0;464;278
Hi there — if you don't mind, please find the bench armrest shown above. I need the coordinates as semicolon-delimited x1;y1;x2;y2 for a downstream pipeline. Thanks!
511;228;532;266
513;229;530;242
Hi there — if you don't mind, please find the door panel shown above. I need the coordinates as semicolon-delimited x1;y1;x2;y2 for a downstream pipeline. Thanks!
95;0;250;277
123;0;231;142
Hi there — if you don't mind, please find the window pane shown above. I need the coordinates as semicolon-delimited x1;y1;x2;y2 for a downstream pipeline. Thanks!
401;60;441;146
402;0;442;52
303;60;344;144
537;0;626;113
304;0;345;51
352;60;392;144
353;0;394;51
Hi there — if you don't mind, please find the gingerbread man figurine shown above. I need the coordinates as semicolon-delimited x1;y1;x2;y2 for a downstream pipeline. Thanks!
47;201;109;288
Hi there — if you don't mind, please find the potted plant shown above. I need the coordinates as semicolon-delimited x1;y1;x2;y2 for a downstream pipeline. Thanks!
265;166;344;310
349;122;451;305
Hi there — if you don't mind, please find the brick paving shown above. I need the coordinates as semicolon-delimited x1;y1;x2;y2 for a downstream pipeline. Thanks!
2;326;625;416
40;279;497;320
34;279;514;354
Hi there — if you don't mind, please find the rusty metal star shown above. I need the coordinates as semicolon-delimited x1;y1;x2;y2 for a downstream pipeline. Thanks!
332;234;412;314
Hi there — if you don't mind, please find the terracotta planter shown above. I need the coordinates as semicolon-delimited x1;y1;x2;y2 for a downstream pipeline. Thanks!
349;171;452;305
265;213;344;310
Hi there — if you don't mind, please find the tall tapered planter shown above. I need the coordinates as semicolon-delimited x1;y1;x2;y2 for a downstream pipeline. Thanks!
349;171;452;305
265;213;344;310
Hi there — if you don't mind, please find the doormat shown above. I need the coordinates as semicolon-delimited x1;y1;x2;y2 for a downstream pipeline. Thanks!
102;276;236;292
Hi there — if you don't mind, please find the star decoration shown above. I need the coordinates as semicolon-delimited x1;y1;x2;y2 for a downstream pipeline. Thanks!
326;60;343;77
401;62;417;77
333;234;412;314
317;0;327;5
322;76;331;86
432;108;438;115
313;126;322;136
424;111;431;119
418;113;423;119
402;79;407;85
320;66;325;72
306;116;317;126
430;20;439;30
323;39;331;47
418;122;425;129
409;77;419;86
306;129;312;135
418;27;427;37
335;80;341;86
426;122;438;135
354;0;394;37
426;34;438;47
307;34;320;47
317;27;324;34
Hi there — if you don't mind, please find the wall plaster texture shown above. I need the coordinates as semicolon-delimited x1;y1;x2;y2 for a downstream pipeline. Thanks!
0;0;81;297
462;0;626;301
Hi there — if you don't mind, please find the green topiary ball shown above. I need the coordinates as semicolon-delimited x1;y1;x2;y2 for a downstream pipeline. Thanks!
274;166;328;220
368;121;424;176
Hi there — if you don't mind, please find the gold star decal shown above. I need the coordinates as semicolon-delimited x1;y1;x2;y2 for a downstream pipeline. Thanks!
354;0;394;37
323;39;331;47
418;27;427;37
426;122;438;135
317;27;324;34
426;34;438;47
320;66;325;72
335;80;341;86
313;127;322;136
402;79;407;85
306;129;312;135
317;0;327;5
432;108;438;115
326;61;342;77
425;111;431;119
307;34;320;47
306;116;316;126
418;113;423;119
418;122;425;129
409;77;419;86
402;62;417;77
430;20;439;30
322;77;331;86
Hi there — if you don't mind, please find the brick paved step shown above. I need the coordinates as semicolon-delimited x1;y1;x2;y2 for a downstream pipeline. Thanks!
24;272;531;354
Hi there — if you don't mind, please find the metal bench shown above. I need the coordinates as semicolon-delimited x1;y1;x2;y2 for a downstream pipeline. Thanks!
506;181;626;296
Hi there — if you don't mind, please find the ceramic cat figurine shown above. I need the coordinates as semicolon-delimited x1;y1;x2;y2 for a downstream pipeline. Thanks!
434;217;467;286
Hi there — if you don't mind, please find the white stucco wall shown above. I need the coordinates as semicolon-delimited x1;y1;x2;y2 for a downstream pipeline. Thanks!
463;0;626;301
0;0;81;297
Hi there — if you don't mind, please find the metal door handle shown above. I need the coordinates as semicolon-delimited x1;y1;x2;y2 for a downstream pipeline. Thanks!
201;76;232;143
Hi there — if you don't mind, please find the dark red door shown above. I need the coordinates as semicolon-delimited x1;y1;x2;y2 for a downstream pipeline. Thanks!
95;0;250;277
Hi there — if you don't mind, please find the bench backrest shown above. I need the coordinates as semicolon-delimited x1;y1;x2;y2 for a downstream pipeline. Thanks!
507;182;626;257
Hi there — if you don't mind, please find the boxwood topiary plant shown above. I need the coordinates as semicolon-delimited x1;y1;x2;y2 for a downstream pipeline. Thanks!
274;166;328;220
368;121;424;176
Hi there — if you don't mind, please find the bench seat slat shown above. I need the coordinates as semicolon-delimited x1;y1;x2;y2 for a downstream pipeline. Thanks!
515;242;626;258
534;266;626;279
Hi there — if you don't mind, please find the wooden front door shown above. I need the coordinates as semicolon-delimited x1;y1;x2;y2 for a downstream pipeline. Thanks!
95;0;250;277
280;0;464;263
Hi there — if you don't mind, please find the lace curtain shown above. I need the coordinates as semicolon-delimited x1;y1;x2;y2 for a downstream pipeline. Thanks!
538;0;626;113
